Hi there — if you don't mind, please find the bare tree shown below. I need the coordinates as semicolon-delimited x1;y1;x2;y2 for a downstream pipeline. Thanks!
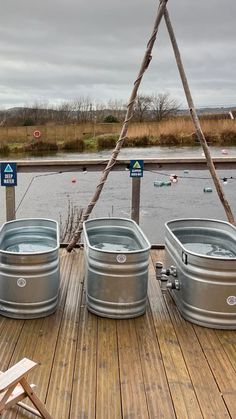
151;92;180;121
95;102;107;122
56;101;74;124
133;94;153;122
71;97;94;123
106;99;126;121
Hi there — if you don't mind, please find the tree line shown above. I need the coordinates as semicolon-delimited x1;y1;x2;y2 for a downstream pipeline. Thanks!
0;93;180;127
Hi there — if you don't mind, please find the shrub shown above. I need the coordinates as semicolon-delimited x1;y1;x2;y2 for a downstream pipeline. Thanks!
62;138;85;151
123;135;150;147
24;140;58;152
191;132;220;145
103;115;119;123
96;134;118;150
159;134;181;145
220;130;236;145
23;118;34;126
0;144;10;155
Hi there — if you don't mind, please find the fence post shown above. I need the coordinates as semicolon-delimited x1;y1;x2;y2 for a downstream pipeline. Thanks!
131;177;141;224
5;187;15;221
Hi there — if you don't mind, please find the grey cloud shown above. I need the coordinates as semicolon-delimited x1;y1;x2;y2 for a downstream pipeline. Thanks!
0;0;235;107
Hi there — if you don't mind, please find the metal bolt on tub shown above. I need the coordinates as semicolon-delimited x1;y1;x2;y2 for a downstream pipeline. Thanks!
155;261;180;293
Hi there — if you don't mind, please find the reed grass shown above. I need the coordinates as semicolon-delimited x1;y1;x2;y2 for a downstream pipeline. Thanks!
0;117;235;156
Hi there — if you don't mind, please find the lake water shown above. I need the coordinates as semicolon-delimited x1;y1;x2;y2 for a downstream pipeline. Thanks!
1;145;236;244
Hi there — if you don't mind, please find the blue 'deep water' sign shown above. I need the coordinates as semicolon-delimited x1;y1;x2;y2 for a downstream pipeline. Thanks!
1;163;17;186
129;160;144;177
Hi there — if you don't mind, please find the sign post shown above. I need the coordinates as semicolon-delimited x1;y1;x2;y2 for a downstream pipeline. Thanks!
129;160;143;224
1;163;17;221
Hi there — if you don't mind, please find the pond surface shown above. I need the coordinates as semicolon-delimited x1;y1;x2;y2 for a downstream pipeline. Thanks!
1;146;236;244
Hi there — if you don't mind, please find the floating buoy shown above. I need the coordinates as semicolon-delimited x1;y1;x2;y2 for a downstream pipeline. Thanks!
203;187;213;193
170;174;178;183
221;149;228;155
72;178;77;183
154;180;171;187
154;181;164;187
183;170;189;174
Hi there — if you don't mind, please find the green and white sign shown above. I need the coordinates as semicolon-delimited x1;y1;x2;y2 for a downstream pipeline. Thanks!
129;160;144;177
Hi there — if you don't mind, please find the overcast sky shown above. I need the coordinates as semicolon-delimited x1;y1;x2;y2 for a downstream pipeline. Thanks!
1;0;236;109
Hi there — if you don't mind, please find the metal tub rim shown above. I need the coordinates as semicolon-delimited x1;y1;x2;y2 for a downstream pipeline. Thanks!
165;217;236;261
83;217;151;254
0;217;60;256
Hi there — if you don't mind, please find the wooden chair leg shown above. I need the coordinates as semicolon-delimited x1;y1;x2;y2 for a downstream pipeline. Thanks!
0;359;53;418
19;378;53;419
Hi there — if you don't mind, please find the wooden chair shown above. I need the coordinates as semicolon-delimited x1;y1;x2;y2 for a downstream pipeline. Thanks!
0;358;52;418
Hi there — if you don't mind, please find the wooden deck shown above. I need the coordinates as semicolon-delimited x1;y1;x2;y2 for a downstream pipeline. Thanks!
0;248;236;419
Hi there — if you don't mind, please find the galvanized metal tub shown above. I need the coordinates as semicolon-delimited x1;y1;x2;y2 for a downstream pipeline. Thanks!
165;218;236;329
0;218;60;319
83;218;151;319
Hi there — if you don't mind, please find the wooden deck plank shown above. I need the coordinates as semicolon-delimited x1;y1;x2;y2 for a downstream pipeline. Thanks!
164;291;230;418
96;317;122;419
216;329;236;372
0;252;74;419
194;326;236;418
149;251;203;419
0;318;24;371
2;317;48;419
0;249;236;419
70;287;97;419
117;319;149;419
45;251;84;419
134;303;176;419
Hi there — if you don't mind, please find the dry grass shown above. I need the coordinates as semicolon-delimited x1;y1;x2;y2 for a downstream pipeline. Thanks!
127;118;236;145
0;118;235;155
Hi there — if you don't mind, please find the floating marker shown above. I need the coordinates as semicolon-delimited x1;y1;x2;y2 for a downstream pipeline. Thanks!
154;180;172;187
183;170;189;174
170;174;178;183
154;181;164;187
203;187;213;193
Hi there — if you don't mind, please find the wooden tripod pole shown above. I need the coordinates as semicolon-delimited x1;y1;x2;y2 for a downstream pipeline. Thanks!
67;0;168;251
163;6;235;224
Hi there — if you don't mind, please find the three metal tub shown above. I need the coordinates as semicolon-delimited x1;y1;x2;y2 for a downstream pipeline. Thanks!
164;218;236;329
83;218;151;319
0;218;60;319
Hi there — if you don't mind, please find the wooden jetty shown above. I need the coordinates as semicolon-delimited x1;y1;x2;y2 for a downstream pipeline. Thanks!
0;248;235;418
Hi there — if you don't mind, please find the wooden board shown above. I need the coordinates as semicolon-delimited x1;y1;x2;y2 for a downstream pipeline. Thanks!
0;249;236;419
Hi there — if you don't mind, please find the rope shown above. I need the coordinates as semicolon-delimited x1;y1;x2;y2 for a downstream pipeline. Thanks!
162;5;235;225
66;0;169;251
